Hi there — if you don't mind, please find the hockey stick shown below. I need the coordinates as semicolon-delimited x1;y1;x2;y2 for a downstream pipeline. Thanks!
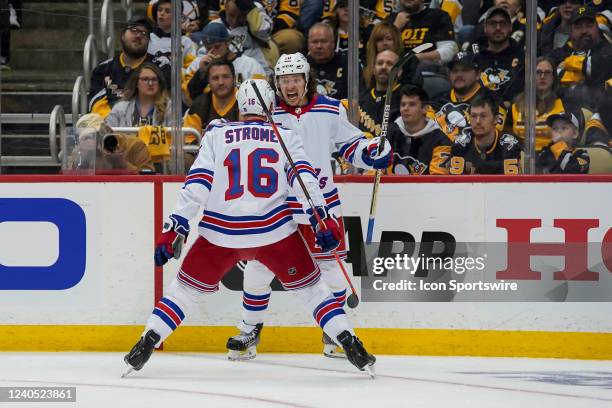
365;42;434;244
250;82;360;309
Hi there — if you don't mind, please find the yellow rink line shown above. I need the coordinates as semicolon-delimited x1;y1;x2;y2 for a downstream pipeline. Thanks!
1;326;611;360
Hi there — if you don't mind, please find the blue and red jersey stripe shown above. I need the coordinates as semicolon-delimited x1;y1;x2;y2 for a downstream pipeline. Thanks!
286;160;318;186
184;168;214;190
199;204;294;236
339;138;363;162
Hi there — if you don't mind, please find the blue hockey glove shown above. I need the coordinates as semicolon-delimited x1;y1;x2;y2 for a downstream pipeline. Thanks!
154;214;190;266
308;207;342;253
362;137;392;169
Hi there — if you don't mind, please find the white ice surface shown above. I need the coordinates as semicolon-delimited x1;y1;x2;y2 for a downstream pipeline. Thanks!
0;352;611;408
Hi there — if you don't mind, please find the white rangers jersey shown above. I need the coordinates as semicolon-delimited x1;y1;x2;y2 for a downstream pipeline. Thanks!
273;94;372;220
172;119;324;248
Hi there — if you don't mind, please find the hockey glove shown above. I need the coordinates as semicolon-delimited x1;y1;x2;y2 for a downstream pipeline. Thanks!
154;214;190;266
309;207;342;253
361;137;392;169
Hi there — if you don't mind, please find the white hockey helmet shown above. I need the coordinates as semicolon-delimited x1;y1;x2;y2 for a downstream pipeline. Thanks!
274;52;310;94
237;79;275;117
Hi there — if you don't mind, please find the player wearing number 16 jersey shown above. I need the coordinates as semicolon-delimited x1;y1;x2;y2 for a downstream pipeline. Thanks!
123;79;376;377
227;53;392;360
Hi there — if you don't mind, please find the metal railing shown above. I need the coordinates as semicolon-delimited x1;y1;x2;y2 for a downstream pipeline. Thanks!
111;127;202;154
49;105;67;164
121;0;134;21
72;76;88;128
47;118;202;168
83;35;98;91
100;0;115;59
88;0;95;38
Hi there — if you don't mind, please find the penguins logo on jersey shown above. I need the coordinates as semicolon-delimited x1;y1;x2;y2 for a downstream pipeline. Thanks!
500;133;519;151
316;79;338;97
435;102;470;139
481;68;511;91
153;55;171;69
393;153;427;175
230;35;246;53
409;158;428;175
455;128;472;148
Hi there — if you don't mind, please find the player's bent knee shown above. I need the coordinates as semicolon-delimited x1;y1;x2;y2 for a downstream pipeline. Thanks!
292;280;334;310
166;277;208;314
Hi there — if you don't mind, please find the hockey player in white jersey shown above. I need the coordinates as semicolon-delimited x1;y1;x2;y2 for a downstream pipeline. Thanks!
123;79;376;377
226;53;392;360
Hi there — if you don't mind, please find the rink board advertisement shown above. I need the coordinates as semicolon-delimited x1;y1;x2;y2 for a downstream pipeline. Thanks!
1;175;611;358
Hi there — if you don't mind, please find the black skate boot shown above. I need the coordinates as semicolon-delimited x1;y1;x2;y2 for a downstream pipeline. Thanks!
337;331;376;378
122;330;161;377
226;323;263;361
322;332;346;358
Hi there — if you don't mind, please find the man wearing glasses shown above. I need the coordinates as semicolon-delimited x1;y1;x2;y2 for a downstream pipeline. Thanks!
470;6;525;108
88;15;171;118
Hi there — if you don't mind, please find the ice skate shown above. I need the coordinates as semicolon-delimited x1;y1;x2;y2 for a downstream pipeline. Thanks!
122;330;160;377
322;332;346;358
226;323;263;361
337;331;376;378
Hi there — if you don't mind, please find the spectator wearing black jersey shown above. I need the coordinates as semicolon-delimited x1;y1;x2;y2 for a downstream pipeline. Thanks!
550;6;612;110
387;0;458;65
465;0;534;47
388;84;452;175
307;22;348;99
469;6;525;107
433;51;506;142
88;15;171;118
358;50;402;137
449;93;522;175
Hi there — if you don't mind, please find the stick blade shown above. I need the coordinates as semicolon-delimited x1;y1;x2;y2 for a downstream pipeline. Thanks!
412;42;434;54
346;293;359;309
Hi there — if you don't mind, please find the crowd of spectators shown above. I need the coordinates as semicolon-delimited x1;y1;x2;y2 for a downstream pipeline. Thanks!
82;0;611;174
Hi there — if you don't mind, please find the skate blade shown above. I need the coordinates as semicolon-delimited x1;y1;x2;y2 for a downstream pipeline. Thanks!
365;364;376;379
227;346;257;361
323;345;347;359
121;367;134;378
